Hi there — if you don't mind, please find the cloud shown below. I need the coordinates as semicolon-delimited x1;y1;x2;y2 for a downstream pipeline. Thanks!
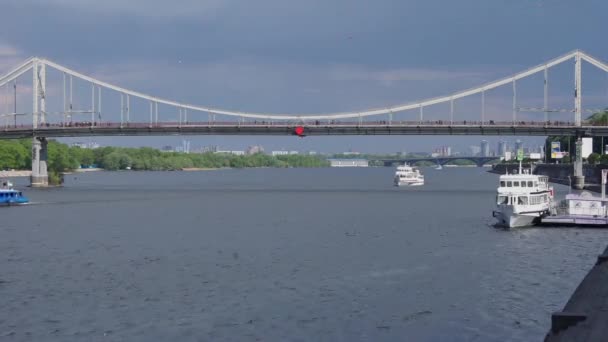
328;66;486;86
0;41;24;74
47;56;499;117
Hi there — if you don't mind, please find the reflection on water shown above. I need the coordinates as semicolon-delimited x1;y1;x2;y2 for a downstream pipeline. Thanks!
1;168;606;341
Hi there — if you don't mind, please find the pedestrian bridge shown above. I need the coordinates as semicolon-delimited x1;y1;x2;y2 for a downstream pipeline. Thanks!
1;49;606;186
0;121;606;139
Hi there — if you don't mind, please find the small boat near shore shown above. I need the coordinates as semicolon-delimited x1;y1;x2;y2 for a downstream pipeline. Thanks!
0;180;29;206
492;163;553;228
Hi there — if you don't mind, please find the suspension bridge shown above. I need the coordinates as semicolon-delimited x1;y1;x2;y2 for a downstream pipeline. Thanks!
1;49;607;186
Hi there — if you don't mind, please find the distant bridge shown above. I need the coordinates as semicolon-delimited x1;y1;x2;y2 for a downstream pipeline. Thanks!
373;156;502;167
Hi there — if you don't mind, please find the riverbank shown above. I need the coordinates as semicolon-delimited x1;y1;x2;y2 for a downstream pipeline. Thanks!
0;170;31;178
74;168;104;173
545;245;608;341
180;167;217;171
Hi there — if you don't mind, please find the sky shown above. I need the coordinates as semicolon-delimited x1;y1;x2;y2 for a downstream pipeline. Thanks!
1;0;608;154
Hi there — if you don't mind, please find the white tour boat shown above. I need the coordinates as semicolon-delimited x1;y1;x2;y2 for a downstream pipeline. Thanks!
394;164;425;186
492;163;553;228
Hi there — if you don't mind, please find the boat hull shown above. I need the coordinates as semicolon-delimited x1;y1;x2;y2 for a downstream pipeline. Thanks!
493;206;544;228
493;212;538;228
0;201;28;206
395;180;424;186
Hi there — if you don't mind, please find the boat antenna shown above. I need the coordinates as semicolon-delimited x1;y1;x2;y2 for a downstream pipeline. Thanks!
518;159;522;175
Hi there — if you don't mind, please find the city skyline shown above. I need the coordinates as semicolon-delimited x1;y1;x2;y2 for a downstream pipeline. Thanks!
72;137;543;158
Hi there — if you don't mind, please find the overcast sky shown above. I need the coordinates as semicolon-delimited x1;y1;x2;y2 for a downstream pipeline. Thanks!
1;0;607;153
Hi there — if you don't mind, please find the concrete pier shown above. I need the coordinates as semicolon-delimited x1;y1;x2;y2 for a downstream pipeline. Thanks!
572;137;585;190
545;245;608;341
30;137;48;187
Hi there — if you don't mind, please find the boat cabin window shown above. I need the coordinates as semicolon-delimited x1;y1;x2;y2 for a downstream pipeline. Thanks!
500;181;505;187
518;196;528;205
506;181;512;187
521;182;527;188
528;181;533;187
497;195;508;205
534;182;538;187
513;181;520;187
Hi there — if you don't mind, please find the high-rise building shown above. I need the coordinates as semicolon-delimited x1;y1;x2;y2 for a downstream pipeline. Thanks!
515;139;523;152
480;140;490;157
497;141;507;157
442;146;452;157
182;140;190;154
469;145;481;156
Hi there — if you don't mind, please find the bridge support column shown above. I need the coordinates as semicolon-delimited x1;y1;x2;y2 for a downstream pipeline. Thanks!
31;137;48;187
572;136;585;190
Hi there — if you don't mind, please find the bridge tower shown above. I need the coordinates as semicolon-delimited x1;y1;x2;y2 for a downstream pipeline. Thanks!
572;51;585;190
30;59;48;187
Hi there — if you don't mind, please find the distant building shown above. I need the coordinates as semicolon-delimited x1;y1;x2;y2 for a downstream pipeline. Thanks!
341;151;360;156
71;142;100;149
215;150;245;155
328;159;369;167
161;145;174;152
469;145;481;156
497;141;507;157
271;151;289;156
182;140;190;154
432;146;452;157
191;145;218;154
480;140;490;157
515;139;523;152
289;151;299;155
246;145;264;155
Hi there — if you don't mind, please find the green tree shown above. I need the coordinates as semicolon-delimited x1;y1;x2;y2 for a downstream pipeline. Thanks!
588;152;601;165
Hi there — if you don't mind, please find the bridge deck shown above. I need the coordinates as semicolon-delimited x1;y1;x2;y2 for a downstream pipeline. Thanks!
1;121;608;138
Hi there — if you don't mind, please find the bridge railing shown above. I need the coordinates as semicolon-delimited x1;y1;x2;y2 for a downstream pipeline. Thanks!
0;119;593;131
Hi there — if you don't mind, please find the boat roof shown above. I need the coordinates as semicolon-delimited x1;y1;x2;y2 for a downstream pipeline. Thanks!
499;174;546;180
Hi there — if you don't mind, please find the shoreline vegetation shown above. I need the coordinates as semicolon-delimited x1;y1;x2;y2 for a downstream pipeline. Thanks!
0;139;493;184
0;139;329;184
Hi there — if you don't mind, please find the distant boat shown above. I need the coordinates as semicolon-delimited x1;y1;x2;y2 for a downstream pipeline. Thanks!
394;164;424;186
0;180;29;206
435;164;443;170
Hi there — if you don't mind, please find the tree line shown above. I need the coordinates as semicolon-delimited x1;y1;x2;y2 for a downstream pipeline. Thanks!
0;139;330;174
545;109;608;164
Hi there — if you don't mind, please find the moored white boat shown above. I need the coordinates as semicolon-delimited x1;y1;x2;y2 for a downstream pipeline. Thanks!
492;163;553;228
394;164;424;186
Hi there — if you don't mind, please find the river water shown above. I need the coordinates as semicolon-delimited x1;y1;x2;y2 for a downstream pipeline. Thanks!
2;167;607;341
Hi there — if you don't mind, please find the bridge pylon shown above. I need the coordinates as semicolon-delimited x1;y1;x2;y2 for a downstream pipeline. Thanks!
572;135;585;190
31;137;48;187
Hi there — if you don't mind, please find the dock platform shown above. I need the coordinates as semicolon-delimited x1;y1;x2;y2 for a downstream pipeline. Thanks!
541;215;608;226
